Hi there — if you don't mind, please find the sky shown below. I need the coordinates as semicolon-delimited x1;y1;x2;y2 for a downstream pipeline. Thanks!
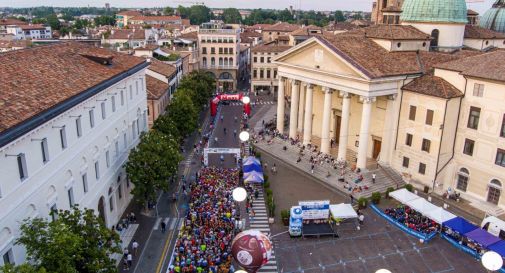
0;0;497;14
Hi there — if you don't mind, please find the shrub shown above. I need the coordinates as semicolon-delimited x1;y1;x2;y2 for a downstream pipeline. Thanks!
280;209;290;219
268;202;276;217
255;152;262;158
371;192;381;204
386;187;395;198
405;184;414;192
265;189;273;197
264;174;269;183
263;182;270;189
358;197;368;209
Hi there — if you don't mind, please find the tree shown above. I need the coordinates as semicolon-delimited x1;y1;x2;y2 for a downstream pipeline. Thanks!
163;6;175;15
177;71;215;110
93;15;115;26
0;264;47;273
222;8;241;24
177;5;212;25
73;19;89;30
352;13;363;20
46;14;61;30
167;92;198;136
14;206;120;273
152;113;181;141
125;131;182;207
334;10;345;22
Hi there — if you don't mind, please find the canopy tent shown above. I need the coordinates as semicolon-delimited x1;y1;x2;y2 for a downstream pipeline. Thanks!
243;156;261;166
443;217;478;234
243;163;262;173
244;171;264;183
425;207;457;224
389;188;421;204
329;203;358;219
406;198;439;215
465;228;501;247
488;240;505;258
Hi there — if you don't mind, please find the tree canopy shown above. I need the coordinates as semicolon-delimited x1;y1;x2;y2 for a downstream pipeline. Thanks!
221;8;241;24
167;92;199;136
176;5;213;25
176;71;215;110
10;207;120;273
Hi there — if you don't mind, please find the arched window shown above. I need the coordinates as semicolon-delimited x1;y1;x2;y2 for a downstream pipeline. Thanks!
488;179;502;205
224;57;228;66
211;57;215;66
456;168;469;191
202;57;207;67
430;29;439;48
108;187;114;211
219;57;223;66
229;57;234;66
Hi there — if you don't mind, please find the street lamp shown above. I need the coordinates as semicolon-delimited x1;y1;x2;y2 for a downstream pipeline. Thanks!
239;131;250;142
375;270;392;273
241;96;251;105
482;251;503;271
232;187;247;202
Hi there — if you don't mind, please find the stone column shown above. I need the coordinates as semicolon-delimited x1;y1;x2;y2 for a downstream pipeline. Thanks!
297;83;305;133
289;81;300;139
379;94;397;165
337;92;351;161
320;87;333;154
303;84;314;145
276;77;285;134
357;96;375;170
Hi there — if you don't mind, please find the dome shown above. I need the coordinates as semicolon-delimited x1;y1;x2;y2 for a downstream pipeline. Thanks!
400;0;468;24
479;0;505;33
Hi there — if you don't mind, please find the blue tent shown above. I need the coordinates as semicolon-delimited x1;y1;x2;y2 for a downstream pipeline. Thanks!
443;217;478;234
488;240;505;258
464;228;501;247
243;156;261;166
244;171;264;183
243;163;262;173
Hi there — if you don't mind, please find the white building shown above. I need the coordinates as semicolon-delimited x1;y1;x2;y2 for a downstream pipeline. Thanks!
5;24;52;40
0;42;149;266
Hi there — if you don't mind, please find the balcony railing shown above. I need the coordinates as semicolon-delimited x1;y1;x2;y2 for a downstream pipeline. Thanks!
198;28;240;34
201;64;238;70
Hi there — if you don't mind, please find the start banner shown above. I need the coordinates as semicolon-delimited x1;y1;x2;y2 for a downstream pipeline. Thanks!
298;200;330;220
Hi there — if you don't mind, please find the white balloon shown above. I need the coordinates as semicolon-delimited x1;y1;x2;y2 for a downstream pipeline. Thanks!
232;187;247;202
239;131;250;142
242;96;251;104
482;251;503;271
375;269;392;273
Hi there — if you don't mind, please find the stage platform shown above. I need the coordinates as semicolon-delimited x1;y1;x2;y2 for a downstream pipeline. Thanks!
302;223;338;238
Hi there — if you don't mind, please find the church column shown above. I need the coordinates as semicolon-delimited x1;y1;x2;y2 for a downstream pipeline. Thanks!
357;96;375;169
276;77;285;134
379;94;398;165
303;84;314;145
337;92;351;161
320;87;333;154
297;83;305;133
289;80;300;139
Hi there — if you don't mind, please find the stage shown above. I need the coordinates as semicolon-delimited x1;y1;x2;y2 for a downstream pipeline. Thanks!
302;222;338;238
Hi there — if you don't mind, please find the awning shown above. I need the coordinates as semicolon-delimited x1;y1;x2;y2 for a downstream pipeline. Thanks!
443;217;478;234
488;240;505;258
425;207;457;224
154;48;168;57
465;228;501;247
243;156;260;166
244;171;264;183
406;198;438;215
329;203;358;219
243;164;262;173
389;188;421;204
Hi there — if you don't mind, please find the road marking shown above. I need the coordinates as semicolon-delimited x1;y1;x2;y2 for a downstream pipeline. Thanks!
169;218;177;230
155;218;178;273
153;217;162;230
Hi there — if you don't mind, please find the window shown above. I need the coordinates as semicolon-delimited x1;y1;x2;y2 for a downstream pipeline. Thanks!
488;180;502;205
211;47;215;54
105;151;110;168
501;114;505;138
115;141;119;158
430;29;439;48
418;163;426;175
50;204;58;221
273;69;277;79
111;96;116;112
402;157;410;168
267;57;271;63
202;47;207;54
463;139;475;156
94;161;100;179
68;188;74;207
118;184;123;199
260;70;264;79
136;118;140;135
253;70;257;78
120;90;125;106
109;188;114;212
89;110;95;128
129;85;133;99
421;139;431;152
219;48;223;54
467;106;480;129
496;149;505;167
101;102;106;119
260;57;264;63
409;106;416;121
41;138;49;163
456;168;469;191
76;117;82;137
473;83;484;97
132;121;137;139
59;127;67;149
405;133;413;146
229;48;233;54
2;249;14;265
82;173;88;193
17;153;27;180
123;133;127;149
426;110;434;125
135;81;139;95
266;69;271;79
253;57;257;63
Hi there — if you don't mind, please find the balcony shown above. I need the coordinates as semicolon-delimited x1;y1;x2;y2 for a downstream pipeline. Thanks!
198;28;240;35
201;64;238;70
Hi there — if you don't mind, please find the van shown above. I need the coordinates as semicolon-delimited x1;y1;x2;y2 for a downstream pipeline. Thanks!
481;216;505;239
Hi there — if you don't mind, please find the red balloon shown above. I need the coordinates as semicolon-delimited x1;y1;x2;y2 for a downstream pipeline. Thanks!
231;230;273;273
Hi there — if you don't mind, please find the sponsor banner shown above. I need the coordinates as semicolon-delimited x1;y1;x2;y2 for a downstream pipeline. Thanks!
299;200;330;220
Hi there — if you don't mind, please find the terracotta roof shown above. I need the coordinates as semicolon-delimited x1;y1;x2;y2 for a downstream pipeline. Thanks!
344;25;431;40
0;18;28;26
108;29;145;40
324;22;360;31
402;75;463;99
19;24;47;30
467;9;479;16
381;6;402;12
148;58;177;77
117;10;142;17
252;44;291;53
0;42;145;133
182;19;191;26
130;16;182;22
277;35;290;41
135;44;159;51
241;31;262;38
435;50;505;82
160;48;190;58
179;31;198;40
464;24;505;39
0;40;30;49
146;75;169;99
290;25;324;36
417;49;483;74
263;22;300;32
250;24;273;30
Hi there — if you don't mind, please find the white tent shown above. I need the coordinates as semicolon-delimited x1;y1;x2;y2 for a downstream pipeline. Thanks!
329;203;358;219
406;198;439;215
425;207;457;224
389;188;421;204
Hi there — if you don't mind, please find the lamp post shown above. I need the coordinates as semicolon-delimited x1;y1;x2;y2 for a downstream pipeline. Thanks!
482;251;503;272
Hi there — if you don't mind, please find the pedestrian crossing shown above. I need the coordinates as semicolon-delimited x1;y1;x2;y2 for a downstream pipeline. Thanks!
249;190;278;273
228;101;275;106
153;217;179;231
112;224;139;265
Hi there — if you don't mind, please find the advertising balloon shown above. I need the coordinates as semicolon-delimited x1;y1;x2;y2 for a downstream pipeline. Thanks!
231;230;273;273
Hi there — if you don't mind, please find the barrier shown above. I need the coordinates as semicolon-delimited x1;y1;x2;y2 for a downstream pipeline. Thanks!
370;204;437;242
440;233;481;259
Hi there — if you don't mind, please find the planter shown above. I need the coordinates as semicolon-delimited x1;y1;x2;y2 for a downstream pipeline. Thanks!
268;217;275;224
282;218;289;226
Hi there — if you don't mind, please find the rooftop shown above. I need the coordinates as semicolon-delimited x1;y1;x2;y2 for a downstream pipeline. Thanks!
116;10;142;17
108;29;145;40
435;50;505;82
0;42;145;134
464;24;505;39
401;0;468;24
252;44;291;53
402;75;463;98
130;16;182;22
263;22;300;32
0;18;28;26
345;25;431;40
146;75;169;100
148;58;177;77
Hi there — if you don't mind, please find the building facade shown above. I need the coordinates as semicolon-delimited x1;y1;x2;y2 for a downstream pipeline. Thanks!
5;24;52;40
250;44;291;95
0;42;149;266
